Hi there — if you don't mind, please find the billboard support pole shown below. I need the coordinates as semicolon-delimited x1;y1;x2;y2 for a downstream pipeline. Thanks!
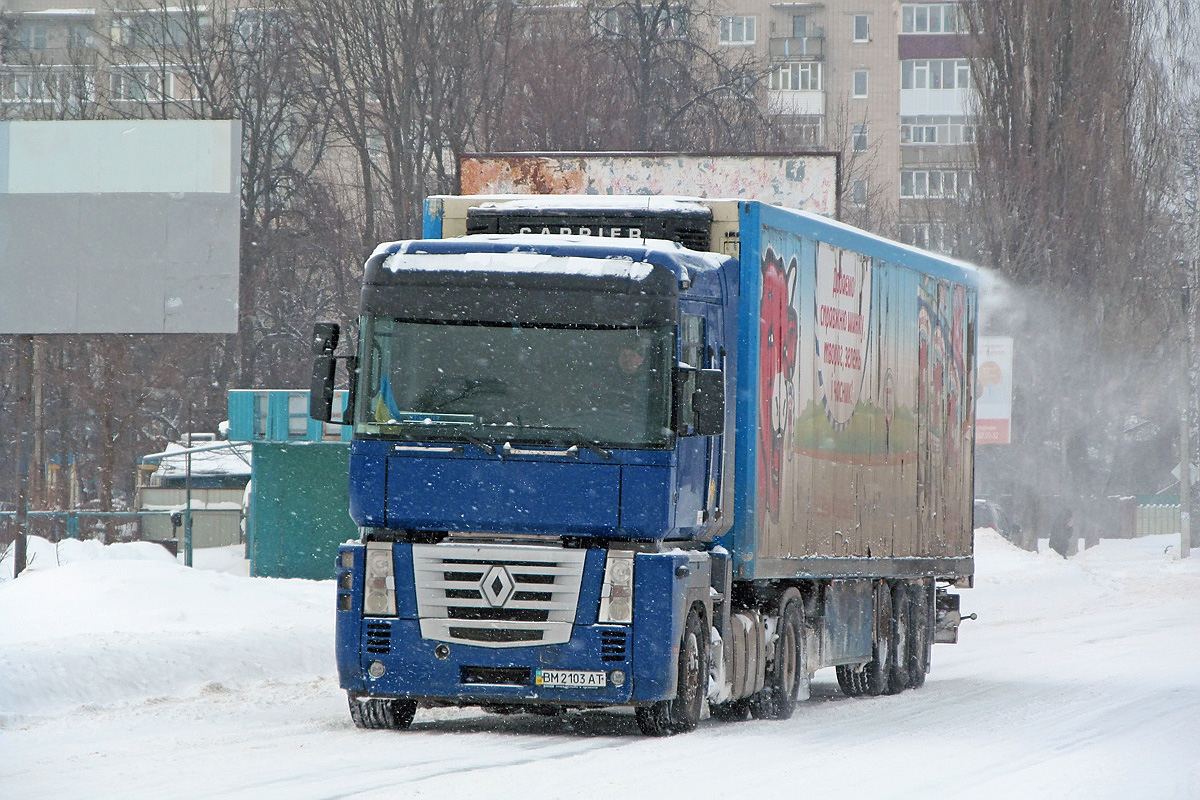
13;334;33;577
1182;306;1192;560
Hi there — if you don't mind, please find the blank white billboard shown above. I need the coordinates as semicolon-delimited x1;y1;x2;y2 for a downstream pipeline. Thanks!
0;120;241;334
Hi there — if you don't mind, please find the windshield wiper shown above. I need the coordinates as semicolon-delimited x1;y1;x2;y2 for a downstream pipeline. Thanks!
543;426;612;460
457;427;497;456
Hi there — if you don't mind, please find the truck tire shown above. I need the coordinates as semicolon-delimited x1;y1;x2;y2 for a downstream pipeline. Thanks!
348;692;417;730
862;581;894;697
907;580;933;689
636;605;708;736
709;698;751;722
888;581;912;694
836;664;866;697
749;593;809;720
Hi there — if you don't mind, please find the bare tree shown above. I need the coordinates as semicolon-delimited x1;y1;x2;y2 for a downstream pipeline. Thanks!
963;0;1185;532
580;0;772;151
295;0;518;247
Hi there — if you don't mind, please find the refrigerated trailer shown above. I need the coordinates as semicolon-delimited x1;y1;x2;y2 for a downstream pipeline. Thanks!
311;195;977;735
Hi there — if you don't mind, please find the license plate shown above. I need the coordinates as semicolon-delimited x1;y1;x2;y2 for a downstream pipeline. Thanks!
535;669;607;689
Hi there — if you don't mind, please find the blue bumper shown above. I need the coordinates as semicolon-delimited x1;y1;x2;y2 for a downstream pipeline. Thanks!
335;544;696;707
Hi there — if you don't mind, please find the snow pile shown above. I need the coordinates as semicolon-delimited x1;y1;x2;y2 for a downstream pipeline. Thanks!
0;537;333;721
1;530;1199;798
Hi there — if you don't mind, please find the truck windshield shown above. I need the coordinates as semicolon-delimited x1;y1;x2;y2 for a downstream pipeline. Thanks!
354;316;673;449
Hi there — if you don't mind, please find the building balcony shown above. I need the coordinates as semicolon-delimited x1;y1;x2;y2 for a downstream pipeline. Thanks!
767;89;824;117
769;36;823;60
900;87;974;116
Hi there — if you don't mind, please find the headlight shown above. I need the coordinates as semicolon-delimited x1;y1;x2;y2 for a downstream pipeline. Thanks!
598;550;635;624
363;541;397;617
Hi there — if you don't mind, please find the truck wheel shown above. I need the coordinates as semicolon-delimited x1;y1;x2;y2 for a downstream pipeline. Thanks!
836;664;865;697
636;605;707;736
907;581;932;689
749;594;808;720
348;692;417;730
862;581;894;697
888;581;912;694
709;698;751;722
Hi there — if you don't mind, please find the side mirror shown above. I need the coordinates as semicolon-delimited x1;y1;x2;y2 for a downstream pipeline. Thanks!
312;322;340;356
310;354;337;422
693;369;725;436
674;366;725;436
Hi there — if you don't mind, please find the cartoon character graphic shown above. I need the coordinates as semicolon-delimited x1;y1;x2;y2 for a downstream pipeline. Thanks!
758;247;798;520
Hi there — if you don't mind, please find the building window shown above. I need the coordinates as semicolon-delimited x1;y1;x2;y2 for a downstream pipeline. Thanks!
2;67;95;109
853;70;868;98
901;124;937;143
900;169;972;199
596;7;623;34
902;3;961;34
288;393;310;437
109;66;192;103
851;124;868;152
69;24;95;50
792;14;807;38
719;15;756;45
901;117;975;145
771;61;822;92
850;179;868;206
902;59;971;91
111;10;200;50
901;223;931;249
900;223;955;253
252;393;269;440
853;14;869;42
17;23;49;51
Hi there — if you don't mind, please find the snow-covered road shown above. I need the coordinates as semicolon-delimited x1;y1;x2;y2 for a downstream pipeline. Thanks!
2;531;1198;799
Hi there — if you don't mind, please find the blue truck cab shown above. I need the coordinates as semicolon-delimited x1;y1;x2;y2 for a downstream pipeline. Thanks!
312;196;978;734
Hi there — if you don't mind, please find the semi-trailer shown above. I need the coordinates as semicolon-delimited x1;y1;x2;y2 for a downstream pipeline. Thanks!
311;194;977;734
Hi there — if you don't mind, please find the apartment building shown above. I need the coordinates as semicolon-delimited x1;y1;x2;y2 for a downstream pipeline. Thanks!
2;0;975;252
716;0;974;249
0;0;246;118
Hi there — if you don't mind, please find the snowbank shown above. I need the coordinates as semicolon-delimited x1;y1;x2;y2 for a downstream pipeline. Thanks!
0;537;333;721
1;530;1196;724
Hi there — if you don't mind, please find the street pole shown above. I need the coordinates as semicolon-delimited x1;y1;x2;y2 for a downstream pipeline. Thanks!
1182;282;1192;560
184;404;193;568
1181;384;1191;560
13;335;32;577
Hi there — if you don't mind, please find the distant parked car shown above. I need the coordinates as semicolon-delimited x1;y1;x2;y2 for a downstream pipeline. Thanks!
975;498;1034;551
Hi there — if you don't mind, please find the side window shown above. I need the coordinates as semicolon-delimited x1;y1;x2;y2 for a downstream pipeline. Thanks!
681;313;706;367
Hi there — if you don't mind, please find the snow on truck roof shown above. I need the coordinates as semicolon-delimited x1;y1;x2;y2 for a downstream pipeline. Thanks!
465;194;713;215
373;234;729;281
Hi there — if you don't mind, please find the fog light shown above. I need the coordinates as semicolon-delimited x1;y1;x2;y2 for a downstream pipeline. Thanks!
608;597;632;623
434;644;450;660
368;660;386;679
610;669;626;687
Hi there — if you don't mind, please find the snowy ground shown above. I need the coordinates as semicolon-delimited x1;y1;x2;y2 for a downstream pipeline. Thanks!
2;530;1199;799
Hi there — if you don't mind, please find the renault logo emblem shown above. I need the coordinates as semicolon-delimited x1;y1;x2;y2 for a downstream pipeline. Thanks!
480;565;516;607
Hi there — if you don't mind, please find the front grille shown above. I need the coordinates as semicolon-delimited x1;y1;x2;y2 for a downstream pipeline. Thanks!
413;543;586;648
365;621;392;654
